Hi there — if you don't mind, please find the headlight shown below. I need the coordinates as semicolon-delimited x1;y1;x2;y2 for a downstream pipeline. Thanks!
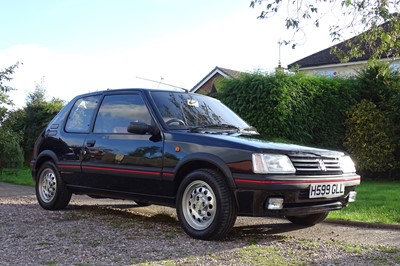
339;156;356;173
252;153;296;174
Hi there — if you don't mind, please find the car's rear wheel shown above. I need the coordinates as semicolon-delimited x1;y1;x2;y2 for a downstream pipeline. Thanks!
286;211;329;226
176;169;237;240
36;161;72;210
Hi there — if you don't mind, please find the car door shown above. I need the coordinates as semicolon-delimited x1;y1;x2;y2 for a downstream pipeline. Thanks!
58;94;101;186
81;92;163;196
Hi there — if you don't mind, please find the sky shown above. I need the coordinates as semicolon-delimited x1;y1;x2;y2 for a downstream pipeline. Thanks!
0;0;340;107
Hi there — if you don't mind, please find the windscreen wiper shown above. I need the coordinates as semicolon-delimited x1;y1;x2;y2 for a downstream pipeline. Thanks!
189;124;240;132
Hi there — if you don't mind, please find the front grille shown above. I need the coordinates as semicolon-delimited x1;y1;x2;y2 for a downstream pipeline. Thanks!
290;156;342;175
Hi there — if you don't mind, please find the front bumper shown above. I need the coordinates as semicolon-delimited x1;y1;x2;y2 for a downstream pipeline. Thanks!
233;173;360;217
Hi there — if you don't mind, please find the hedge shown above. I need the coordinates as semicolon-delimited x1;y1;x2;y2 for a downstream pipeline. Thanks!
217;71;359;148
216;64;399;179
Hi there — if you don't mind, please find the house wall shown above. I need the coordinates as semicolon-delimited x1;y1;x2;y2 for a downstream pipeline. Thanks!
195;73;223;95
299;59;400;77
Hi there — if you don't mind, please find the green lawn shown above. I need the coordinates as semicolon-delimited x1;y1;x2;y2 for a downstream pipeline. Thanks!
1;168;399;225
0;167;34;186
328;181;400;225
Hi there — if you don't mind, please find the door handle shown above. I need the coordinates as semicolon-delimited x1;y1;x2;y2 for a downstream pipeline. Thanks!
86;140;96;147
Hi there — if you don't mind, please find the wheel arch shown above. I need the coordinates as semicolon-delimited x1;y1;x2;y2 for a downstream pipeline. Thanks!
34;150;59;178
173;153;236;194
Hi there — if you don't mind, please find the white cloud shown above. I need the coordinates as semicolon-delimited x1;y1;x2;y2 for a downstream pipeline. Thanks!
1;8;336;108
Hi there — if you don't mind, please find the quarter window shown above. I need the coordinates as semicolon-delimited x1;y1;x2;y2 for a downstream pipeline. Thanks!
93;94;152;134
65;95;100;133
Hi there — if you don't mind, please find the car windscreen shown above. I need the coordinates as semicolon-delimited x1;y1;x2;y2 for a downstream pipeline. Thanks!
150;91;252;131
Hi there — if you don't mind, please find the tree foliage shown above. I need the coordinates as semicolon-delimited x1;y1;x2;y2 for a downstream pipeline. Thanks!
348;63;400;177
344;100;395;173
0;63;19;121
250;0;400;62
24;86;64;157
3;83;65;164
0;127;23;171
0;63;24;170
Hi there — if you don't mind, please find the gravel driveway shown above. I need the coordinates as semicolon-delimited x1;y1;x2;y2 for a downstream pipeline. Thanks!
1;183;399;265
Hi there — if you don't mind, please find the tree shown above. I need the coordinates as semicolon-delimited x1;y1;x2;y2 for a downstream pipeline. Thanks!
0;63;19;121
0;63;24;171
250;0;400;62
24;84;64;163
3;80;65;164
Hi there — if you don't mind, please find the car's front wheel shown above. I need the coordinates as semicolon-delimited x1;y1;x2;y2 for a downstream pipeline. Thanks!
286;212;329;226
176;169;237;240
36;161;72;210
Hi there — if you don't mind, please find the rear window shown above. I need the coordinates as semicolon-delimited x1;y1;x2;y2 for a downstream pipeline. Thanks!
65;95;101;133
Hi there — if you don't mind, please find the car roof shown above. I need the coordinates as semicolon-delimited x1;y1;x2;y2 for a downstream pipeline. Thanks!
74;88;190;98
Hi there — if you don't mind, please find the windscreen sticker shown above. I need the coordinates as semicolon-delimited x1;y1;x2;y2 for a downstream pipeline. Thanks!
187;99;199;107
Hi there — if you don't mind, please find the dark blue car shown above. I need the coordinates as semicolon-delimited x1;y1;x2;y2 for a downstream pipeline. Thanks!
31;88;360;240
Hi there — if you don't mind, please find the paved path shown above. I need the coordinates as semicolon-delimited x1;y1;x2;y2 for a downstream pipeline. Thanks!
0;182;35;197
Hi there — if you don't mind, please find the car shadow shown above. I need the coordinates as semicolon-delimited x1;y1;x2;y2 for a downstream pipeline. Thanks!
67;199;311;240
233;222;310;236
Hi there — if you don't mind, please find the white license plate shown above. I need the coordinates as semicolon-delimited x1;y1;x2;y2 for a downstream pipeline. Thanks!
309;183;345;198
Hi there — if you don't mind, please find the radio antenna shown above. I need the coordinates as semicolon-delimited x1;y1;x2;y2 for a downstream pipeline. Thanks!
136;76;188;91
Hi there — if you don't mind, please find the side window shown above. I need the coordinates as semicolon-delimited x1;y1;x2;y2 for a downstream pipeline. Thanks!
93;94;152;134
65;95;101;133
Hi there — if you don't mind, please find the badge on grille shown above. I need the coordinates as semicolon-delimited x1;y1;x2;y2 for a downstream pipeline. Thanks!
318;159;327;171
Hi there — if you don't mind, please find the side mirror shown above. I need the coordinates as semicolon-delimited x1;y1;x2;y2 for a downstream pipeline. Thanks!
127;122;160;135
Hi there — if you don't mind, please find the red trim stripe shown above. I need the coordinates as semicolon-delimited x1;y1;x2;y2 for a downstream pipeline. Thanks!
235;177;361;185
83;166;160;176
162;172;175;177
58;164;80;169
58;164;174;177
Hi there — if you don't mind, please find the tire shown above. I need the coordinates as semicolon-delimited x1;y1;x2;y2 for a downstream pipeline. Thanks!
35;161;72;210
286;212;329;226
176;169;237;240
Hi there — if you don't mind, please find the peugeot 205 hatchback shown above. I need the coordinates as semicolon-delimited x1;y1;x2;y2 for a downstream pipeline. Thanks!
31;88;360;240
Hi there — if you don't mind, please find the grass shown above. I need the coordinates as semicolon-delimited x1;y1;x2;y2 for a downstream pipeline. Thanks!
1;167;399;225
0;167;34;186
328;181;400;225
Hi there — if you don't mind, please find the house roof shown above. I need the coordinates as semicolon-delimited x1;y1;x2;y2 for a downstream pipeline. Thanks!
191;66;242;92
287;20;396;69
287;42;371;69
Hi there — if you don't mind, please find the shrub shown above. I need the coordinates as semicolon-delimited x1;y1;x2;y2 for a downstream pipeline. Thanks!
0;127;23;172
343;100;395;173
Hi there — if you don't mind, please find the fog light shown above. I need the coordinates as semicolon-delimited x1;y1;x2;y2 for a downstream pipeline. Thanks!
267;198;284;210
348;191;357;202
